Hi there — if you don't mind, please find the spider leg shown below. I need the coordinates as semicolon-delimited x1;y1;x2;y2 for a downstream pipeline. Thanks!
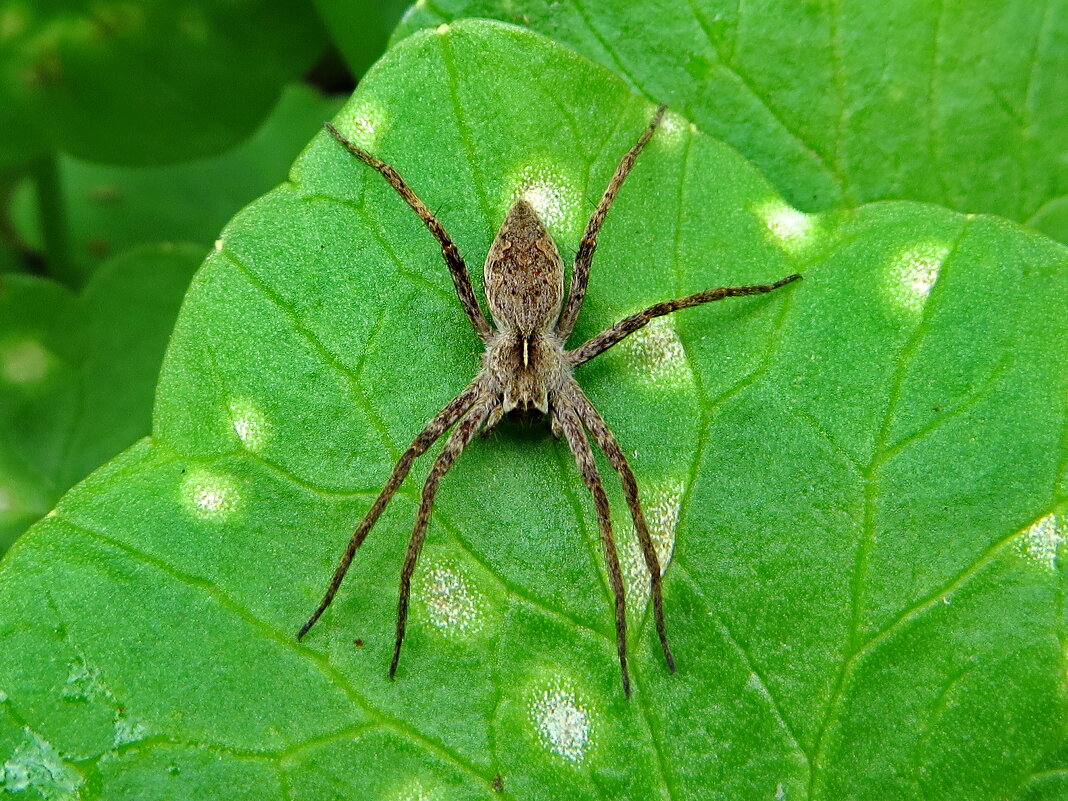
554;398;632;698
568;273;801;366
556;104;666;339
324;122;494;341
480;404;503;437
298;378;486;641
391;392;497;678
567;380;676;673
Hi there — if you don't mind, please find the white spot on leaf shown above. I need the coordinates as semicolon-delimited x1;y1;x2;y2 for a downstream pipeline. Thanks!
228;399;268;451
0;729;82;799
435;23;450;34
618;316;693;388
754;199;818;254
419;563;483;635
619;480;684;610
0;339;52;384
653;110;689;150
337;99;387;150
1017;513;1065;570
506;164;581;237
887;242;949;314
181;470;240;520
529;680;593;763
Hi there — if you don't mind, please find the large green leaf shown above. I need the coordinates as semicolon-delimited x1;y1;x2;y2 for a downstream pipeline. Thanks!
394;0;1068;244
1;20;1066;800
10;84;345;285
0;244;200;551
0;0;326;168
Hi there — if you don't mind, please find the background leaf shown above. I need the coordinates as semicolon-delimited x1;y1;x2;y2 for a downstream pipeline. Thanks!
0;0;326;168
314;0;414;78
0;19;1065;801
0;244;201;551
395;0;1068;244
9;84;345;284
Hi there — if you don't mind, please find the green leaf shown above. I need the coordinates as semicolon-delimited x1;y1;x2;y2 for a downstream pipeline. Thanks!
2;20;1066;799
394;0;1068;245
0;244;201;551
0;0;326;168
10;84;345;285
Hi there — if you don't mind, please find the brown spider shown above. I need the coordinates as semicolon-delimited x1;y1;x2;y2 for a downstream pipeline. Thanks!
297;104;800;697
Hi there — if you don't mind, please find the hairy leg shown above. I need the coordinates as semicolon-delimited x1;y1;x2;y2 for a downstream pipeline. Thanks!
298;379;486;640
325;122;494;341
556;104;666;339
568;273;801;366
568;380;675;673
555;399;632;697
391;394;497;677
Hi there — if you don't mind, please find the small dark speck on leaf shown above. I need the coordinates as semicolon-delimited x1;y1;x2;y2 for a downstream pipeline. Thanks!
491;773;504;792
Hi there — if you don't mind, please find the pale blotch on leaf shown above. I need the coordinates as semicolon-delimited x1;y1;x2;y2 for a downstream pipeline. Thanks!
617;315;693;388
435;23;450;34
529;679;594;763
337;100;387;150
61;658;105;703
1016;513;1065;571
506;164;581;238
754;199;819;255
60;654;148;746
0;338;53;385
886;242;950;315
228;399;269;451
393;779;433;801
619;480;684;610
181;470;240;520
652;110;689;150
0;729;82;799
0;485;12;515
418;563;484;636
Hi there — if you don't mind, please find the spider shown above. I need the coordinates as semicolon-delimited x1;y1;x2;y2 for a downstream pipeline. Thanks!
297;103;800;697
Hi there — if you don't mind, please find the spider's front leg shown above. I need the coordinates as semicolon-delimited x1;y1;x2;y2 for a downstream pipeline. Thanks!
553;395;632;697
568;273;801;366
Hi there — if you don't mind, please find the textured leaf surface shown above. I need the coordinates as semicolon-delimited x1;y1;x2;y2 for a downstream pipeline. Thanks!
1;20;1066;800
0;244;200;551
396;0;1068;244
10;85;344;284
0;0;325;167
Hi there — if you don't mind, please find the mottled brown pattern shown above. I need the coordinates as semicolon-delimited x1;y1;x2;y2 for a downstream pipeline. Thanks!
301;106;801;697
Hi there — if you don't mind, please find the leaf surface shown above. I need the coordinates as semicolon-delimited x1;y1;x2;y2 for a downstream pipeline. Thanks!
0;20;1065;800
395;0;1068;244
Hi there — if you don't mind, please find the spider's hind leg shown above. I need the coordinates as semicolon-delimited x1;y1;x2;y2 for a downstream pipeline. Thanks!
391;393;497;679
554;397;631;697
569;381;675;674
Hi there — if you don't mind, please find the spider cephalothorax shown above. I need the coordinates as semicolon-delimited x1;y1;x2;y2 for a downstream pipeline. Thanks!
298;104;800;697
